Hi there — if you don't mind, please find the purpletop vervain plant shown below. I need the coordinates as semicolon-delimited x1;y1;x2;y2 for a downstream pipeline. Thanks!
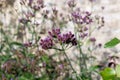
72;9;92;24
19;18;31;24
58;32;77;45
40;37;54;50
28;0;33;6
48;28;61;38
79;26;89;39
40;28;77;50
67;0;76;7
28;0;44;11
23;41;32;47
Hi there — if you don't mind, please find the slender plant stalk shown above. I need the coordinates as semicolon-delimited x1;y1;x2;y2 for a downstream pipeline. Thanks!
61;44;83;80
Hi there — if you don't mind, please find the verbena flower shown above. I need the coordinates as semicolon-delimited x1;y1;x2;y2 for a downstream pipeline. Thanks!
19;18;30;24
58;32;77;45
52;8;58;15
89;37;96;42
80;33;88;38
40;29;77;49
83;26;88;31
72;9;93;24
37;0;43;4
79;26;88;39
67;0;76;7
30;0;44;11
28;0;33;6
48;28;61;38
40;37;54;49
23;42;32;47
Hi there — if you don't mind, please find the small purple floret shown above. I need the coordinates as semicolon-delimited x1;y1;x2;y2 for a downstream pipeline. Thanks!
40;37;54;49
58;32;77;45
48;28;61;38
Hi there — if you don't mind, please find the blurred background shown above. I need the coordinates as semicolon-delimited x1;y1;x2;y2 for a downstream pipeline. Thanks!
0;0;120;67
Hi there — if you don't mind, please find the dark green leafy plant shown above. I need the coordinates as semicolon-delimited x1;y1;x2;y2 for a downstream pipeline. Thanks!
100;65;120;80
100;37;120;80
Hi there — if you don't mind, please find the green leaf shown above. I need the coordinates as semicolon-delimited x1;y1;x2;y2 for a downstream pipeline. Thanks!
104;37;120;48
116;65;120;78
115;77;120;80
41;55;50;63
89;65;99;72
18;76;28;80
35;74;49;80
0;43;4;52
100;68;116;80
10;42;23;47
18;73;34;80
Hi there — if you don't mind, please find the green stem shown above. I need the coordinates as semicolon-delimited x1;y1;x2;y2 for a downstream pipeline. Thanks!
61;44;76;73
61;44;83;80
63;49;76;73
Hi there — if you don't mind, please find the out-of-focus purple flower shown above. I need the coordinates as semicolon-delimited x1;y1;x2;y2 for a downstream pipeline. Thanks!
23;42;32;47
89;37;96;42
67;0;76;7
40;29;77;49
101;6;105;10
42;62;46;67
71;37;77;45
42;10;49;18
80;33;88;38
48;28;61;38
83;27;88;31
58;32;77;45
28;0;33;6
82;16;93;24
25;12;35;18
33;5;40;11
72;11;81;19
57;34;63;41
58;64;64;69
37;0;43;4
72;10;92;24
89;0;96;2
30;0;44;11
52;7;58;15
19;18;30;24
98;43;102;47
85;11;91;16
101;17;105;25
40;37;54;49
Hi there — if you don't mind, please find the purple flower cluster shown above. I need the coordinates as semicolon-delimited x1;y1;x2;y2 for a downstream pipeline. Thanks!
67;0;76;7
28;0;44;11
40;37;53;50
48;28;60;38
72;9;92;24
23;42;32;47
79;26;89;39
40;28;77;49
58;32;77;45
19;18;31;24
